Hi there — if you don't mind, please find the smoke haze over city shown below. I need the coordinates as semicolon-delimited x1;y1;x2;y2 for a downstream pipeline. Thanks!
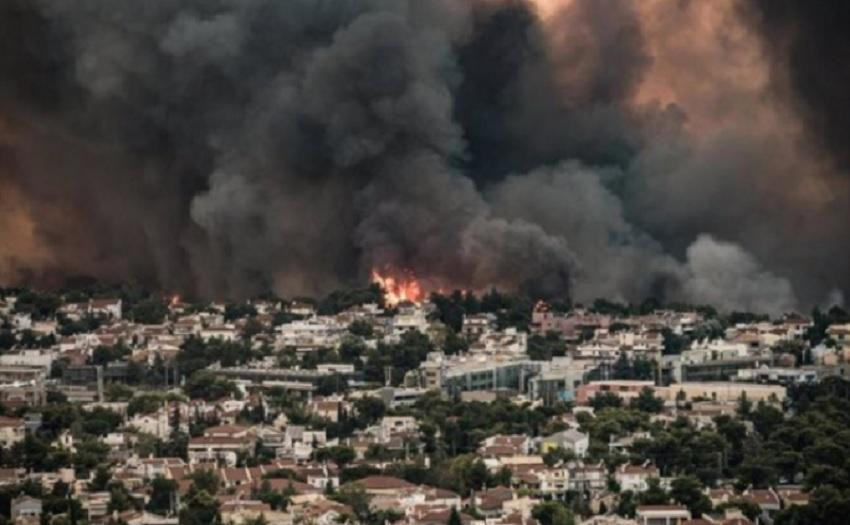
1;0;848;315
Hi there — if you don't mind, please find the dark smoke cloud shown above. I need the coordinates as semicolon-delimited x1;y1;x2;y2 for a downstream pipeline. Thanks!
747;0;850;171
0;0;848;315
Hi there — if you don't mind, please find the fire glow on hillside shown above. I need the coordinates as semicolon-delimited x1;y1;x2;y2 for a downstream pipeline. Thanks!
371;269;424;306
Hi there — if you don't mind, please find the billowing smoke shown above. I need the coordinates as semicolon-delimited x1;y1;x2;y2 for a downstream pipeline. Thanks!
0;0;847;315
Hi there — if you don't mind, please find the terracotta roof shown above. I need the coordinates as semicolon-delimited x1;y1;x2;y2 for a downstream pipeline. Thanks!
188;436;251;446
478;486;513;510
220;500;270;512
262;479;319;494
636;505;689;512
221;468;250;482
355;475;416;490
203;424;248;436
414;508;474;525
0;417;23;428
744;489;779;505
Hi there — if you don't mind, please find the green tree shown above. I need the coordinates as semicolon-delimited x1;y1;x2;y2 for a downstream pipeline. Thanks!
189;469;220;495
333;483;372;522
180;489;221;525
637;478;669;506
90;465;111;491
129;298;168;324
532;501;575;525
348;320;374;338
670;476;711;516
590;392;623;411
183;373;240;401
147;476;177;514
108;481;137;513
314;446;356;468
224;302;258;322
444;330;469;355
448;507;463;525
527;333;565;361
353;397;386;427
105;382;134;401
128;394;166;416
630;387;664;413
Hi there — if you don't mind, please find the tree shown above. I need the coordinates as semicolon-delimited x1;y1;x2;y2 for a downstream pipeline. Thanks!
129;298;168;324
0;330;14;350
444;330;469;355
105;382;134;402
528;333;565;361
737;392;752;417
189;469;220;495
353;397;385;427
183;373;240;401
747;401;784;437
613;353;633;379
224;302;257;322
348;320;374;338
430;292;466;332
180;488;221;525
662;328;689;355
637;478;669;506
467;459;489;491
633;358;655;380
128;394;166;417
630;387;664;413
448;507;463;525
147;476;177;514
532;501;574;525
616;490;637;517
314;446;356;468
242;318;265;339
590;392;623;410
333;483;372;522
108;481;137;513
670;476;711;516
90;465;112;491
339;337;366;366
543;447;575;467
254;480;286;510
91;344;129;365
318;285;383;315
13;290;60;320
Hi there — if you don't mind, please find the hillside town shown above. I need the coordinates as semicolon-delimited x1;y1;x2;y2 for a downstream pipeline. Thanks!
0;282;849;525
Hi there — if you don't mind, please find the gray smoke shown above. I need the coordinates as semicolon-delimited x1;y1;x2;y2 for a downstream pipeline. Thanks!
0;0;847;315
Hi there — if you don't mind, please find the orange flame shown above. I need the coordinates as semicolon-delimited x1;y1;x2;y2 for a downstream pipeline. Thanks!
371;269;423;306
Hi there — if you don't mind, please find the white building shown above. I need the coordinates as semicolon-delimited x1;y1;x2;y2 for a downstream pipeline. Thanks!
277;318;345;349
539;429;589;458
615;463;660;493
0;349;56;376
0;417;26;447
391;306;430;336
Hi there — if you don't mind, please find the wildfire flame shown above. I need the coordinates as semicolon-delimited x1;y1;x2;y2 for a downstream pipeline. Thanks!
371;269;423;306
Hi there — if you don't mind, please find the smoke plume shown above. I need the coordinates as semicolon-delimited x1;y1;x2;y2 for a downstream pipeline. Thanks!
0;0;848;315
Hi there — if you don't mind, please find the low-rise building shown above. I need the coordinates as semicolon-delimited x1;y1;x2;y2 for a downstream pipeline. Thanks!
0;416;26;447
615;463;660;493
635;505;690;525
11;495;42;522
539;429;589;458
188;425;255;466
